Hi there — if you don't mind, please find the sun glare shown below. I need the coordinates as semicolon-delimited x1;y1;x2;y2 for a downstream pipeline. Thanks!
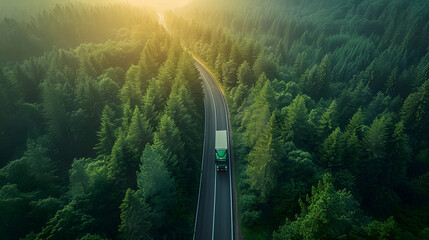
134;0;192;11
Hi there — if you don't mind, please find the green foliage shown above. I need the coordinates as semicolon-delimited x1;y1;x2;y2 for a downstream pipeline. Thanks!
168;0;429;238
319;127;347;170
273;174;362;240
283;95;313;150
401;79;429;135
153;114;184;174
246;114;278;201
126;106;153;155
119;189;152;240
0;3;203;240
237;60;254;86
253;52;277;80
95;105;117;156
36;200;95;240
241;74;275;147
137;145;176;236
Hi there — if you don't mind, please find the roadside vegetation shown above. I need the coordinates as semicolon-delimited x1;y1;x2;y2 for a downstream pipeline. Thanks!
0;3;203;239
166;0;429;239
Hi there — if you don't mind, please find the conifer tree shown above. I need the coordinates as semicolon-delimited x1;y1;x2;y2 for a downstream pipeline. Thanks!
246;117;276;201
137;38;161;89
153;114;184;170
242;79;275;147
109;133;137;189
142;78;166;129
157;58;177;97
273;174;361;240
126;106;153;155
177;52;203;105
319;127;347;171
237;60;254;86
253;52;277;80
222;59;238;89
119;189;152;240
284;95;313;150
137;145;176;233
94;105;116;156
317;100;338;141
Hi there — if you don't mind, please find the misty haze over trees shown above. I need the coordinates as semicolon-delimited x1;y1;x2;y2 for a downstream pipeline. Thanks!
0;0;428;239
166;0;429;239
1;3;203;239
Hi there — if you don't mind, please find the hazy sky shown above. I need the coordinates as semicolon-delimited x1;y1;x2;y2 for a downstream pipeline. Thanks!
133;0;193;11
0;0;193;19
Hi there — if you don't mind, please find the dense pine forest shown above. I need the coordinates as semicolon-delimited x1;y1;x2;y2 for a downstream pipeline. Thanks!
1;0;429;239
166;0;429;239
0;3;203;239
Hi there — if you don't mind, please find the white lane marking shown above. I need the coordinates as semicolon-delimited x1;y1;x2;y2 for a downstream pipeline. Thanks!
212;166;217;240
198;64;218;240
203;61;234;240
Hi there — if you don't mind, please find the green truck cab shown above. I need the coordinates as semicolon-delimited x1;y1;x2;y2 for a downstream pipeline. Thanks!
215;130;228;172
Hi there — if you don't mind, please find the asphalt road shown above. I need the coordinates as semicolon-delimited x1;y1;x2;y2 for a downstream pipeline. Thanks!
193;60;234;240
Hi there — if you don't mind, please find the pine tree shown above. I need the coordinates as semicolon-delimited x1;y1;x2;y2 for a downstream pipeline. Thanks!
294;52;308;77
137;145;176;233
231;82;248;113
126;106;153;155
242;79;275;147
119;189;152;240
246;118;277;201
153;114;184;171
344;110;365;176
273;174;361;240
119;80;143;108
157;58;177;97
319;127;347;171
222;59;238;89
284;95;313;150
400;79;429;136
229;42;242;64
165;77;198;147
109;133;137;189
237;60;254;86
253;52;277;80
317;54;332;99
142;78;166;129
317;100;338;141
177;52;203;106
94;105;116;156
137;38;161;90
388;121;411;188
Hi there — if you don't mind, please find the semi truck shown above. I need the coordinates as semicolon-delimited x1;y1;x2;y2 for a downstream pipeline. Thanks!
215;130;228;172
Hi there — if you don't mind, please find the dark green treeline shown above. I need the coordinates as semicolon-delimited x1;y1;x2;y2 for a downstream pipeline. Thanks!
166;0;429;239
0;3;203;240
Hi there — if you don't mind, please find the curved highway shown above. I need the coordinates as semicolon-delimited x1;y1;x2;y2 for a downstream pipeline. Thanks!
193;59;234;240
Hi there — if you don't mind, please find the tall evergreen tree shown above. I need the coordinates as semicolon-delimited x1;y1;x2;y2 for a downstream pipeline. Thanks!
319;127;347;171
126;106;153;155
242;79;275;147
137;145;176;236
317;100;338;141
153;114;184;171
119;189;152;240
237;60;254;86
94;105;116;156
273;174;361;240
284;95;313;150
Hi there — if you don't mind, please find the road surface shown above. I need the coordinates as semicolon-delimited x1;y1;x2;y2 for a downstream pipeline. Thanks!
193;59;234;240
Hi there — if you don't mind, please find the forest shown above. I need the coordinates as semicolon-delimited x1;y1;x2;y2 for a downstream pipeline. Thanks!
0;2;203;240
165;0;429;239
1;0;429;239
